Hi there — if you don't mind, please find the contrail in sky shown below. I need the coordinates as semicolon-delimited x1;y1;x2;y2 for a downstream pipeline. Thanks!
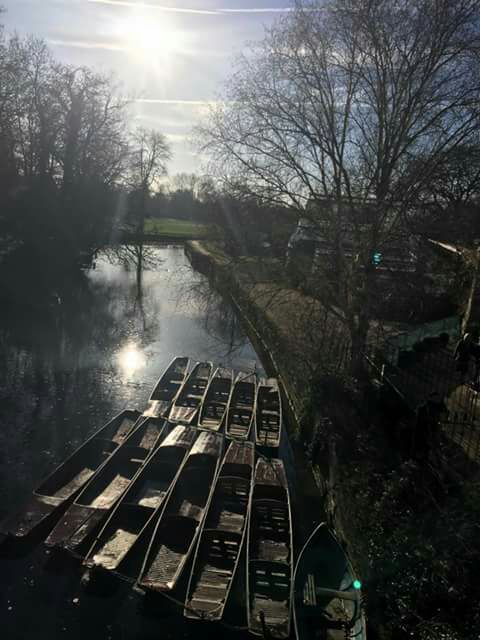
87;1;294;14
135;99;220;104
48;38;127;51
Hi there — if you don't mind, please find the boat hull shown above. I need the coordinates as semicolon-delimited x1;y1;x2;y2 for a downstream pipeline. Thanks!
138;431;223;593
0;410;140;545
185;440;254;621
83;426;198;582
247;458;293;639
225;373;256;440
45;418;166;556
293;524;366;640
255;379;282;449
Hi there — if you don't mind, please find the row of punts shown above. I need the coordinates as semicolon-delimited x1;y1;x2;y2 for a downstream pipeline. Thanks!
0;357;365;640
146;356;282;447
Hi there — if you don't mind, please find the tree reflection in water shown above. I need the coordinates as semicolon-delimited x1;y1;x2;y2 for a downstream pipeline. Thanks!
0;244;262;518
176;274;258;370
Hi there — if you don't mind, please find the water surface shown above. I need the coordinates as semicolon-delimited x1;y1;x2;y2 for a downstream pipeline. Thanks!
0;244;265;640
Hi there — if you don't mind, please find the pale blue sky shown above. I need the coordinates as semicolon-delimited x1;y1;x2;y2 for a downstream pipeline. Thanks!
1;0;294;174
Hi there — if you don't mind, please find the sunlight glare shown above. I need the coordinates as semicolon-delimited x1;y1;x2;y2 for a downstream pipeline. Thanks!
115;12;185;67
117;343;146;377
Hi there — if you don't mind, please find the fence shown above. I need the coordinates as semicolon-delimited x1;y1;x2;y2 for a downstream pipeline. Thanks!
366;336;480;462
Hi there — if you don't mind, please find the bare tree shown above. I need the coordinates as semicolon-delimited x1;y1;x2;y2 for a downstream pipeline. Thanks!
127;127;171;235
198;0;480;370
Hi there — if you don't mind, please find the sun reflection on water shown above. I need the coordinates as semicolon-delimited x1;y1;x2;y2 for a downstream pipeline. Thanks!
117;343;146;377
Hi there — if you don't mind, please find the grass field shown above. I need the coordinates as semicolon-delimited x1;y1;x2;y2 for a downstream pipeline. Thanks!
144;217;209;238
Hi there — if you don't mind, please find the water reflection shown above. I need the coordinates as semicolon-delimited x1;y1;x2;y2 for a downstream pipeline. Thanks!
116;342;147;378
0;243;268;640
0;244;262;517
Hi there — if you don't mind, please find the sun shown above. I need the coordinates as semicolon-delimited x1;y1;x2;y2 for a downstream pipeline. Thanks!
115;13;184;65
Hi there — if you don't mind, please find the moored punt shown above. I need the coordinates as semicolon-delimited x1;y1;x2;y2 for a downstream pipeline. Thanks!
247;458;293;639
0;409;141;545
169;361;213;425
225;372;256;440
83;426;197;580
293;524;366;640
44;416;166;557
185;440;254;621
255;378;282;449
138;430;224;593
198;367;234;432
144;356;190;418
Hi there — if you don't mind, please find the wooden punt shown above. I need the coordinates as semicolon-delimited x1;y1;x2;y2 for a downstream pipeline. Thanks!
293;524;366;640
143;356;190;418
169;361;213;425
255;378;282;449
225;372;256;440
0;409;140;544
138;430;223;593
185;440;254;621
247;458;293;639
197;367;234;432
44;416;166;556
83;426;197;580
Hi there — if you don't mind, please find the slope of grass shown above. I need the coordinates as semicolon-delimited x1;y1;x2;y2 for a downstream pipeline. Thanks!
144;217;209;238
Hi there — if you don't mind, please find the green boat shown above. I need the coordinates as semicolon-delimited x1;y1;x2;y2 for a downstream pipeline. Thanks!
293;523;366;640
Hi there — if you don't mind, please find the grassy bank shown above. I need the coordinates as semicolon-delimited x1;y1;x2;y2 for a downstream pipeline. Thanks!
144;217;209;239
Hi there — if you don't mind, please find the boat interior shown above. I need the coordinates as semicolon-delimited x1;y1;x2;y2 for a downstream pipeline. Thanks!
200;374;233;429
227;379;256;438
256;387;281;445
36;439;117;501
187;470;252;618
140;457;219;589
88;447;189;571
249;478;291;638
150;358;189;401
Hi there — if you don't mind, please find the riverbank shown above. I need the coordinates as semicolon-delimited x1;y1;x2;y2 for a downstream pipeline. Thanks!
185;240;480;640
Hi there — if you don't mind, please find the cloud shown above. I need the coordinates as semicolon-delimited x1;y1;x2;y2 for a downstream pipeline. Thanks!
135;99;219;105
87;1;295;15
48;38;127;51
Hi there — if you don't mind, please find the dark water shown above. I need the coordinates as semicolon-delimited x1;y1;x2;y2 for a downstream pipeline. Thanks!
0;244;271;639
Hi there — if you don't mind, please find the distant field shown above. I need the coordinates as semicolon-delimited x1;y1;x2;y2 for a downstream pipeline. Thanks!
144;217;209;238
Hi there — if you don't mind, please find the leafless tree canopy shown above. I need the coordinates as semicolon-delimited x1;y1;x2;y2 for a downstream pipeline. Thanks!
197;0;480;363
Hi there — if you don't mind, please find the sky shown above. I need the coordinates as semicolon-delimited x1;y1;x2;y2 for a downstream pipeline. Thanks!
1;0;294;175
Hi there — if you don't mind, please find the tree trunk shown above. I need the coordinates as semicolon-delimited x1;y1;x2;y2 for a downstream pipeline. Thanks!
349;314;370;377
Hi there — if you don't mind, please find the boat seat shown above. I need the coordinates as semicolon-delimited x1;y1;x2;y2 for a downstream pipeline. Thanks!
251;561;291;599
199;529;241;567
178;500;204;521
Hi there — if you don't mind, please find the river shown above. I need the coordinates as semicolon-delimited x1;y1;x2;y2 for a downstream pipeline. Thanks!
0;244;268;639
